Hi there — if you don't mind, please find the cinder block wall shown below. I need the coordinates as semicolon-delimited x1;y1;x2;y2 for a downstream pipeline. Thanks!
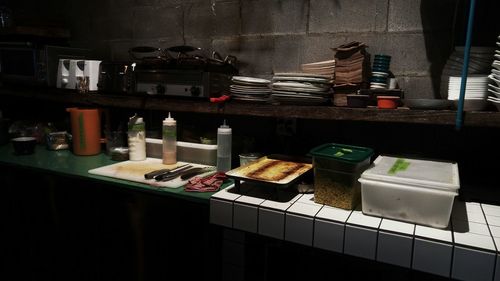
64;0;459;99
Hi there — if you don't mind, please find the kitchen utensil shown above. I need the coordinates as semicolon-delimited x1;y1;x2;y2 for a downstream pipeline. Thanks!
154;164;192;181
158;166;206;182
12;136;36;155
144;168;173;180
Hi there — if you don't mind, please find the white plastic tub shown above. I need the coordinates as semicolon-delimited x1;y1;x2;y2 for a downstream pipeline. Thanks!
359;156;460;228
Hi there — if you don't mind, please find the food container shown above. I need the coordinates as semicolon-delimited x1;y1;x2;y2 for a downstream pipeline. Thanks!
309;143;373;209
377;95;400;109
358;156;460;228
239;153;262;166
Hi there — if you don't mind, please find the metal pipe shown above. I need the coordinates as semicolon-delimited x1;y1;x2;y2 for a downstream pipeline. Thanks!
456;0;477;130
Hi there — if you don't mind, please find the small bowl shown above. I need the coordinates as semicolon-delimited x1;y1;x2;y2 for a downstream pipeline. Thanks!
12;136;36;155
239;153;262;166
377;96;400;109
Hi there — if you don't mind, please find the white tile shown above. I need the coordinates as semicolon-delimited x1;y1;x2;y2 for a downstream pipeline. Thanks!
235;195;265;206
490;225;500;238
452;246;496;281
486;215;500;227
212;186;241;201
233;203;258;233
452;220;491;235
260;194;302;211
258;208;285;240
313;219;345;253
412;238;452;278
414;225;453;243
347;210;381;229
315;206;352;223
377;231;413;268
379;219;415;235
344;225;378;260
297;193;317;205
285;213;314;246
210;198;234;228
482;204;500;217
453;232;496;251
287;202;322;217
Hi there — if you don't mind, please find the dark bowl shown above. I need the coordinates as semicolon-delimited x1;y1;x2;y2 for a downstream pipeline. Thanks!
12;137;36;155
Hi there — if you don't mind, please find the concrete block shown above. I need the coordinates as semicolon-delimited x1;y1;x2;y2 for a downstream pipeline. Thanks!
213;37;274;76
397;76;436;99
133;5;183;39
388;0;456;32
300;34;346;65
184;1;240;38
242;0;308;35
309;0;388;33
273;35;304;73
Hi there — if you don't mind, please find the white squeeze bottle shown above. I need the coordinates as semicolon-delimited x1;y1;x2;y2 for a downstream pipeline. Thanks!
162;112;177;165
217;120;232;172
128;114;146;161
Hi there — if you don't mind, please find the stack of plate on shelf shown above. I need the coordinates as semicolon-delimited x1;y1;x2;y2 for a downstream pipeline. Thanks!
487;35;500;110
448;75;488;111
230;76;271;103
301;60;335;81
270;73;332;105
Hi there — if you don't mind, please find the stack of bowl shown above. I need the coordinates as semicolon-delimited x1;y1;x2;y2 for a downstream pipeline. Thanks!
370;55;391;89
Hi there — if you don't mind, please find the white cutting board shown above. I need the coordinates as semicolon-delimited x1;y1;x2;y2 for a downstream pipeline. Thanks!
88;158;215;188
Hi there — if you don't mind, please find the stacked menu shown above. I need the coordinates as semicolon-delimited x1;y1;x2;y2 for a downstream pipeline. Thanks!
332;42;370;106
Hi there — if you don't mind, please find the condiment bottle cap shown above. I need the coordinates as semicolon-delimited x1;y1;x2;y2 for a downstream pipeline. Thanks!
163;112;176;125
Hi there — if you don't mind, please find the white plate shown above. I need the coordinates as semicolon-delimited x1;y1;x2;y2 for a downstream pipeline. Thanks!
272;81;331;90
489;83;500;92
489;74;500;87
232;76;271;85
274;72;332;79
271;90;330;98
272;76;331;84
488;89;500;98
230;85;270;91
372;71;389;77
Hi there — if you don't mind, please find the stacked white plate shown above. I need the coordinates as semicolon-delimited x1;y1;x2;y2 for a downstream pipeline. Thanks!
448;75;488;111
270;73;332;105
487;35;500;110
301;60;335;81
230;76;271;103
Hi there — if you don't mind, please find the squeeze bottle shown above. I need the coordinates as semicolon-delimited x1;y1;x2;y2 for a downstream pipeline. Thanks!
217;120;232;172
128;114;146;161
162;112;177;165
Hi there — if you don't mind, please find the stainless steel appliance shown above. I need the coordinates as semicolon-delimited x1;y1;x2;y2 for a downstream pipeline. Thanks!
130;45;238;98
0;42;89;86
97;61;135;94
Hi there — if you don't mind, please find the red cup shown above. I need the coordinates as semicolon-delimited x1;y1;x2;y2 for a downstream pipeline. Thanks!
377;96;400;109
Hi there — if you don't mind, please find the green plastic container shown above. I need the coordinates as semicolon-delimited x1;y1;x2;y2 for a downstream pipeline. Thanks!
309;143;373;209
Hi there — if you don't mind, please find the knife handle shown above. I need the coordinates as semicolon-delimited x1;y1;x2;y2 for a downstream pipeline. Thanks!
154;165;192;181
144;169;171;179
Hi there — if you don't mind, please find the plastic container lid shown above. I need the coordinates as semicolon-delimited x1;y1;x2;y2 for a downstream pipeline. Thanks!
163;112;176;126
309;143;373;164
360;155;460;191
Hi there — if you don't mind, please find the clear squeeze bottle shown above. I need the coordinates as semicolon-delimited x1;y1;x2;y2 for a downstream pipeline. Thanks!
162;112;177;165
128;114;146;161
217;120;232;172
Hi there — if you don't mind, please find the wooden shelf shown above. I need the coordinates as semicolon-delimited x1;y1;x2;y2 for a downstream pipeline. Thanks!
2;87;500;127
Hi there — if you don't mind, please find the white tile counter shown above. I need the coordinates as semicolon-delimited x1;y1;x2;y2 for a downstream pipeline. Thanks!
211;187;500;280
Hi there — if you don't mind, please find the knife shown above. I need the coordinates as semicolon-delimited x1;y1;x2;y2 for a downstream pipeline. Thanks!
153;164;192;181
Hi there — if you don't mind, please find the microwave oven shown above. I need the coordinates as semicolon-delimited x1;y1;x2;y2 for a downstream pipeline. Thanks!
0;42;89;86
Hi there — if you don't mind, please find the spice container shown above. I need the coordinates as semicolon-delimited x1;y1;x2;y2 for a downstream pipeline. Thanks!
359;156;459;228
309;143;373;210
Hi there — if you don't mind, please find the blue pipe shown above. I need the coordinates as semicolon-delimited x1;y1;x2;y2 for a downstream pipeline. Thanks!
456;0;477;130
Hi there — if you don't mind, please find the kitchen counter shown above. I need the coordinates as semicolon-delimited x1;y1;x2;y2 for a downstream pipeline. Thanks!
211;186;500;281
0;143;230;204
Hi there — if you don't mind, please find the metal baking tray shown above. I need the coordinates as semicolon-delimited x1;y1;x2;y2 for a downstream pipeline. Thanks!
225;154;312;189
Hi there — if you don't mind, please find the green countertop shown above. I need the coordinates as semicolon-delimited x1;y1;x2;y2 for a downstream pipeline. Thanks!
0;144;231;204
